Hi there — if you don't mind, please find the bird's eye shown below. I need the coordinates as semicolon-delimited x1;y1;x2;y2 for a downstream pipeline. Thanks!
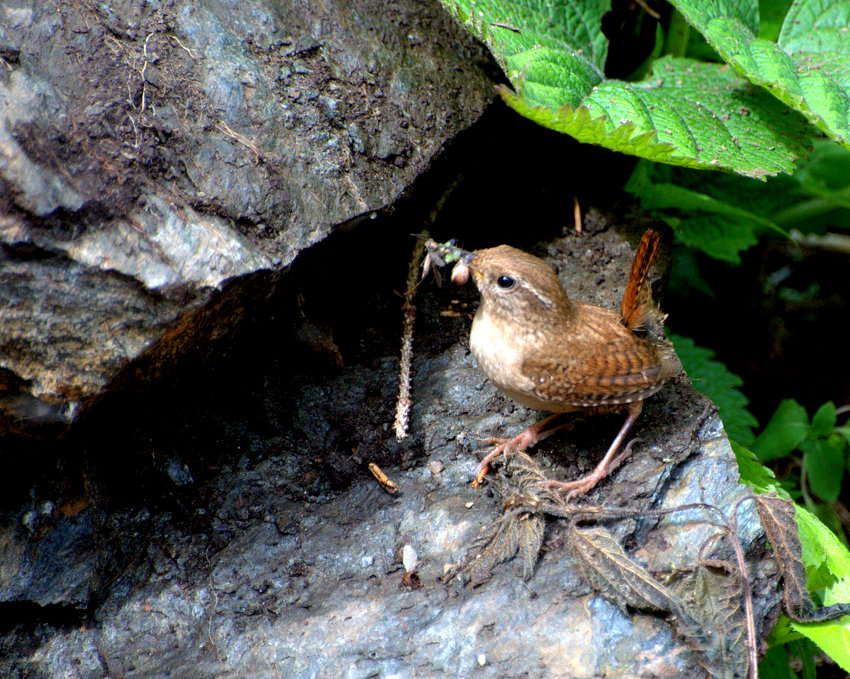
496;275;516;290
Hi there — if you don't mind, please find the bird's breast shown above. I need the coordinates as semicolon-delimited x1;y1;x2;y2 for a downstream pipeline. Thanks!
469;308;550;410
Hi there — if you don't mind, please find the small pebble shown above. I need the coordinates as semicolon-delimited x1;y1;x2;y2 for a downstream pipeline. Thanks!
428;460;444;476
402;544;418;573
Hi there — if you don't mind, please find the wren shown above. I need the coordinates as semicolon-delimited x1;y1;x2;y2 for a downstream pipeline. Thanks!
451;230;678;499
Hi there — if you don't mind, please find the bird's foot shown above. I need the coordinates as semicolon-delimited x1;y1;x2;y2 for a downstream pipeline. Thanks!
470;429;538;487
470;414;577;487
535;437;642;501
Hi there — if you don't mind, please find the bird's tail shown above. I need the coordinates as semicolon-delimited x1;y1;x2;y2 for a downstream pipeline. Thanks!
621;229;666;336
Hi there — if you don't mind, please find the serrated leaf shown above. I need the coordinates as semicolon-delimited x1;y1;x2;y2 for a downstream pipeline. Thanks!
731;442;786;495
791;506;850;672
628;179;776;226
438;0;814;177
757;495;816;618
438;0;610;71
502;57;811;178
794;139;850;207
517;513;545;579
444;451;556;585
795;504;850;583
804;500;848;551
568;525;690;616
810;402;837;438
674;215;760;264
669;334;758;444
802;437;845;503
672;0;850;148
753;399;810;462
766;615;804;647
625;160;794;261
757;494;850;636
673;562;749;677
626;140;850;264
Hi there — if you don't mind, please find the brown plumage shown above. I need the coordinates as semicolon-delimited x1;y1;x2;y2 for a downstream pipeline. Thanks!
620;228;661;331
455;230;677;498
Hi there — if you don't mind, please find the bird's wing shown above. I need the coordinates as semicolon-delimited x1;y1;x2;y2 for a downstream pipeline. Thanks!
520;313;664;407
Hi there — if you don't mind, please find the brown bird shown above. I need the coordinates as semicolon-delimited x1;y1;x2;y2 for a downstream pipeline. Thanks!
450;230;678;499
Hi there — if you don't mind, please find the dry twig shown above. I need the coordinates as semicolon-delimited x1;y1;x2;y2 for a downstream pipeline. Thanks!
393;236;426;440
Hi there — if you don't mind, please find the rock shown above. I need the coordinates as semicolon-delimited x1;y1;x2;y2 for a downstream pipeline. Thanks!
0;0;494;433
2;221;782;677
1;507;96;609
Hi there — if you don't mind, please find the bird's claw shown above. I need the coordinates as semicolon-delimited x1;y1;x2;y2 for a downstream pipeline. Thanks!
469;439;513;486
536;437;644;502
469;464;490;488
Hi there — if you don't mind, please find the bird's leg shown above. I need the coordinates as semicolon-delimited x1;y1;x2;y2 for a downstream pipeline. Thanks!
537;401;643;500
470;413;576;487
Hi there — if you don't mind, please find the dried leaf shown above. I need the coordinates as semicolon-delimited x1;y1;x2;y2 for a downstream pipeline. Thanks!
444;453;563;585
568;525;691;617
516;512;545;580
452;449;764;676
672;561;748;679
756;494;850;622
445;511;522;585
368;462;399;494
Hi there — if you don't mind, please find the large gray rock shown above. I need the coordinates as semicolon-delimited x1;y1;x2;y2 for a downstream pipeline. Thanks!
0;0;494;432
3;223;782;678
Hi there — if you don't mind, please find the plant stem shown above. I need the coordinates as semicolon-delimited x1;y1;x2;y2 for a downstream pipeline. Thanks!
772;194;850;228
663;10;690;58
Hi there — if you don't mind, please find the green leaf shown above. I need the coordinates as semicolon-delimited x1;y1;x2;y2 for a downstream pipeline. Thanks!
673;214;760;264
759;0;794;42
624;159;797;261
806;559;837;594
758;644;798;679
438;0;814;178
628;179;776;226
669;334;758;444
791;638;819;679
753;399;810;462
767;615;804;647
792;506;850;671
804;499;848;550
502;57;811;178
810;402;837;438
437;0;610;72
796;613;850;673
672;0;850;148
795;504;850;588
625;141;850;262
731;442;785;494
668;245;716;298
794;139;850;208
803;437;845;502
